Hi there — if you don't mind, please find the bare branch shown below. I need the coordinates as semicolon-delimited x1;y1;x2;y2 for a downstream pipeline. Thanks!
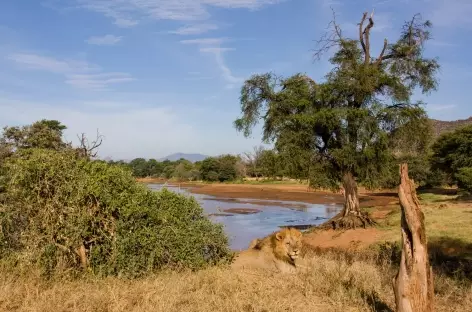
76;130;103;159
375;38;388;66
359;12;368;56
363;10;375;64
312;7;343;61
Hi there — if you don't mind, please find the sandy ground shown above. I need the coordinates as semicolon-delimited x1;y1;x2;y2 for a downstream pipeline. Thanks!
138;179;398;208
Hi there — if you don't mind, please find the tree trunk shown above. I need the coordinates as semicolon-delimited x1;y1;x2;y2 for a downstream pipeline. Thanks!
321;172;375;229
393;163;434;312
342;171;360;216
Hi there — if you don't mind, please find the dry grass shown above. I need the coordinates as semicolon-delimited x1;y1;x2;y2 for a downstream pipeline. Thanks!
380;193;472;245
1;252;471;312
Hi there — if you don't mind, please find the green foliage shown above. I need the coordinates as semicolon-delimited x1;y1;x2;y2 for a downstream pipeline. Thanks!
431;125;472;191
199;155;242;182
0;148;231;278
456;167;472;192
1;119;68;151
431;125;472;176
234;13;438;191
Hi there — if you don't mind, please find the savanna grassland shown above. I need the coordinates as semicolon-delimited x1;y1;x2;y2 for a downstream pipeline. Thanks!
2;182;472;312
3;9;472;312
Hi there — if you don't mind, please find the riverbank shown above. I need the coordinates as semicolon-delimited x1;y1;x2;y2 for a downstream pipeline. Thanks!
136;178;398;208
138;178;472;263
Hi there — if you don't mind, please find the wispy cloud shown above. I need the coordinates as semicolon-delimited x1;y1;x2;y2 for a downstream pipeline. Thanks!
200;47;242;87
180;37;228;45
180;35;240;87
86;34;122;45
428;104;457;111
8;53;133;91
8;53;98;73
168;23;218;35
65;72;135;90
71;0;284;26
427;40;457;47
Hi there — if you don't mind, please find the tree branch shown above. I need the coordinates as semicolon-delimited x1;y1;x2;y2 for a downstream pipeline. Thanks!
312;7;343;61
363;10;375;65
76;130;103;159
359;12;368;57
375;39;388;66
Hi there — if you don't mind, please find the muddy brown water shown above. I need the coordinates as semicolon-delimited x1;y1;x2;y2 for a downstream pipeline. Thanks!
147;183;342;250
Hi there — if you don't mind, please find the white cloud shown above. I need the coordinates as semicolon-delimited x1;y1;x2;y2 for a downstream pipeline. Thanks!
427;40;457;47
8;53;97;73
72;0;285;26
180;37;228;45
86;34;122;45
168;23;218;35
428;104;457;111
200;47;242;87
8;53;134;91
0;98;199;160
200;47;235;53
65;72;135;90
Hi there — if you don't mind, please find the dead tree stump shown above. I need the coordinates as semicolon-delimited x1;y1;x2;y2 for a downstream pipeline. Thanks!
393;163;434;312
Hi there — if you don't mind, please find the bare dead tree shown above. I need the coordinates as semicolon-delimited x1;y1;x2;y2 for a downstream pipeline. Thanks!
76;130;103;159
393;163;434;312
313;10;429;67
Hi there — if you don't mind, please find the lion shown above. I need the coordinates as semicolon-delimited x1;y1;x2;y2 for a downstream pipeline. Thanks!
230;227;304;273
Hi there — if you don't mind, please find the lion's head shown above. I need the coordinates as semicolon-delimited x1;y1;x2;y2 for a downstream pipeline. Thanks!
271;227;303;263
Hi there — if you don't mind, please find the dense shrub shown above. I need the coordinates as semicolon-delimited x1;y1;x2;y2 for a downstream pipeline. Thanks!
431;125;472;191
0;149;231;278
456;167;472;193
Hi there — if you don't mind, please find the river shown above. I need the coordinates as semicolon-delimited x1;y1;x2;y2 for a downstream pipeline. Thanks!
147;183;342;250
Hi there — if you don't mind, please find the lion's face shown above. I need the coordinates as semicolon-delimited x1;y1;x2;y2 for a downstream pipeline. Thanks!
275;228;302;262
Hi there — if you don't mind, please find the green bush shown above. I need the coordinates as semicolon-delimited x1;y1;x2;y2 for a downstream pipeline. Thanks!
0;148;231;278
456;167;472;193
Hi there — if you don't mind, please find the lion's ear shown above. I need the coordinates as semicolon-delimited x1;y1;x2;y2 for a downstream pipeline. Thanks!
275;232;284;241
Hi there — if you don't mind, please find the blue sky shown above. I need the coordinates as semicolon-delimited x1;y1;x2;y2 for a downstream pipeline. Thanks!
0;0;470;160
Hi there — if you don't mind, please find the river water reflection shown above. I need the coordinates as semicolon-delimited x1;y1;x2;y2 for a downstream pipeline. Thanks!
147;183;342;250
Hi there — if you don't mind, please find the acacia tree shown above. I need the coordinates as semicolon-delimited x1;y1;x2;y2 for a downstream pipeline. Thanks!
1;119;68;152
234;11;438;229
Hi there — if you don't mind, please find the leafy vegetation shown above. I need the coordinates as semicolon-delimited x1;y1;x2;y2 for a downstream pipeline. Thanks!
233;12;439;228
0;120;231;278
431;124;472;192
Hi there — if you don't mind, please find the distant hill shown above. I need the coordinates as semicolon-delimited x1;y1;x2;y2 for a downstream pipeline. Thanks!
430;117;472;138
159;153;209;162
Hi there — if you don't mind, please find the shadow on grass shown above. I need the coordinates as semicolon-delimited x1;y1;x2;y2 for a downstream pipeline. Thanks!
362;291;394;312
304;235;472;285
375;237;472;283
428;237;472;282
417;187;458;196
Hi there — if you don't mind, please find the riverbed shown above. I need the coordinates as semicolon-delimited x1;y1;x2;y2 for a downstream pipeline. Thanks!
147;183;342;250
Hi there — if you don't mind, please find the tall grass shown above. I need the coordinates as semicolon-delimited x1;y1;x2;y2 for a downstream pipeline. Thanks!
2;250;471;312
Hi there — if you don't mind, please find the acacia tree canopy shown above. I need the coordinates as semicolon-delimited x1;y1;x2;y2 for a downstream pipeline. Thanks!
234;12;439;228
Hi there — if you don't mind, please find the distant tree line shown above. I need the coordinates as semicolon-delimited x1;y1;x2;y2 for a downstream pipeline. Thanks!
117;122;472;193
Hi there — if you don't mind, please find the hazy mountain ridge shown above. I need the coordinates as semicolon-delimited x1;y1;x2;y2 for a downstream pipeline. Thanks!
430;116;472;137
159;153;210;162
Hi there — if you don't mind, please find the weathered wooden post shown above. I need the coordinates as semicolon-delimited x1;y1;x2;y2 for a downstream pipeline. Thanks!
393;163;434;312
